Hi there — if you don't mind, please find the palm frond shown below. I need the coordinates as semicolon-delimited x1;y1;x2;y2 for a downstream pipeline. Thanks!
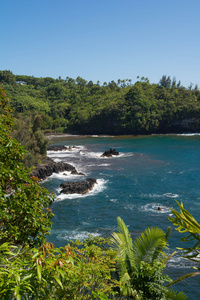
163;251;177;265
165;226;172;242
132;227;167;264
111;217;135;270
166;289;188;300
166;271;200;287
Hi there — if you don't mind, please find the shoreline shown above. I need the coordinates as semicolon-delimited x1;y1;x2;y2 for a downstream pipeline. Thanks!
46;132;200;142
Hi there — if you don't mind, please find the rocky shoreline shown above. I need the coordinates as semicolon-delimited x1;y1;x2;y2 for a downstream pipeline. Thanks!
31;157;84;181
32;147;119;195
31;157;97;195
47;145;80;151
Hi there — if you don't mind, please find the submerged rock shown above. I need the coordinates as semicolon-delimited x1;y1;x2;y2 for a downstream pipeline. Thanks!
31;157;84;180
60;178;97;194
101;148;119;157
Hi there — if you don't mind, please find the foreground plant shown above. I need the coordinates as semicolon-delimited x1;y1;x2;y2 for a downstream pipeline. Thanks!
0;87;54;247
111;217;187;299
0;237;118;300
168;200;200;286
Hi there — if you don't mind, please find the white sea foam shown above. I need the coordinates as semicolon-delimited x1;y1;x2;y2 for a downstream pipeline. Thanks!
57;230;100;241
78;151;133;160
47;134;80;139
141;203;171;214
47;145;133;162
79;150;103;159
54;158;62;162
164;193;179;198
47;145;86;155
119;152;134;158
167;253;194;268
110;199;118;202
87;163;111;167
140;193;179;199
43;171;85;183
90;135;115;138
55;178;108;201
177;133;200;136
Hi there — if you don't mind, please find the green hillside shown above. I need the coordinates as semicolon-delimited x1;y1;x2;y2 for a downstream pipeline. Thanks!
1;70;200;135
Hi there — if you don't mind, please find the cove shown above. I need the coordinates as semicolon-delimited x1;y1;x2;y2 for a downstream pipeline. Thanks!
42;134;200;299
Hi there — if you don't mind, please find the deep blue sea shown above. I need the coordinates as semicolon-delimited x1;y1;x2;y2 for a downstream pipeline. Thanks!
42;134;200;299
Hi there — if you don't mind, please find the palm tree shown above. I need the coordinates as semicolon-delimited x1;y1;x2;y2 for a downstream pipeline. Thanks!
111;217;187;299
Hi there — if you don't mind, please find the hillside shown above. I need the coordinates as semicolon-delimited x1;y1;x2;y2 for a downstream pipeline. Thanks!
1;70;200;134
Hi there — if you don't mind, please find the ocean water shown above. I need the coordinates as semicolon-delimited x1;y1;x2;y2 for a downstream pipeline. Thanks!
42;134;200;299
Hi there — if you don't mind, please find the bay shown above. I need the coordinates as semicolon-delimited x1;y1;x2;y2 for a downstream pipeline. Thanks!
42;134;200;299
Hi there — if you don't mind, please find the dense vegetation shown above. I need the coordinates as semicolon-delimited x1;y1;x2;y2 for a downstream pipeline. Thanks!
1;79;200;298
1;70;200;135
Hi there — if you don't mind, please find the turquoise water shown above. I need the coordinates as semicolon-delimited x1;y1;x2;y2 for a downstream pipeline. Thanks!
43;134;200;299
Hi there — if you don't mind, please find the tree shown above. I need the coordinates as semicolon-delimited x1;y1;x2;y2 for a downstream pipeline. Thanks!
168;201;200;286
0;88;119;299
0;70;16;84
111;217;187;299
159;75;172;88
32;115;43;133
0;88;54;247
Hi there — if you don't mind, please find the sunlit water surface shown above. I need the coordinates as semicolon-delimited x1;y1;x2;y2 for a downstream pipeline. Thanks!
42;134;200;299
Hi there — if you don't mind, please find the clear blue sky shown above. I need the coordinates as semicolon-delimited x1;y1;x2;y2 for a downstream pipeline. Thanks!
1;0;200;87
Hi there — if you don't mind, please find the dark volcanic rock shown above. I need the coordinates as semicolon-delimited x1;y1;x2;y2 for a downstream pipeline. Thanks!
101;148;119;157
70;170;85;176
31;157;84;180
47;145;68;151
47;145;79;151
60;178;97;194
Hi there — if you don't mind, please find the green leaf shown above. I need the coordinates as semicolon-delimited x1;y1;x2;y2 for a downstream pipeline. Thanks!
14;286;21;300
166;289;188;300
54;276;63;289
37;264;42;282
21;274;33;282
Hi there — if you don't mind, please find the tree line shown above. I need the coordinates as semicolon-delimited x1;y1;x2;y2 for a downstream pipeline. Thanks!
1;70;200;135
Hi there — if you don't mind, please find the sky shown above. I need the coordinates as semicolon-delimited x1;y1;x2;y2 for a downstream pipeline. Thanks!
1;0;200;87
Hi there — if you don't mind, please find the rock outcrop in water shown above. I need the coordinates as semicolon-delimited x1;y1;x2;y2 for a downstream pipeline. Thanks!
31;157;84;180
101;148;119;157
60;178;97;194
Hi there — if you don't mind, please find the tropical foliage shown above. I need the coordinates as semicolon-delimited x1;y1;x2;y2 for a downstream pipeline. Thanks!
0;87;54;247
1;70;200;135
111;217;187;299
168;201;200;286
0;88;117;299
0;87;190;299
0;237;117;300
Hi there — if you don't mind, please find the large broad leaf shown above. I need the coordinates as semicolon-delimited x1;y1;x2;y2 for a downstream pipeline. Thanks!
166;289;188;300
111;217;135;271
132;227;167;265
